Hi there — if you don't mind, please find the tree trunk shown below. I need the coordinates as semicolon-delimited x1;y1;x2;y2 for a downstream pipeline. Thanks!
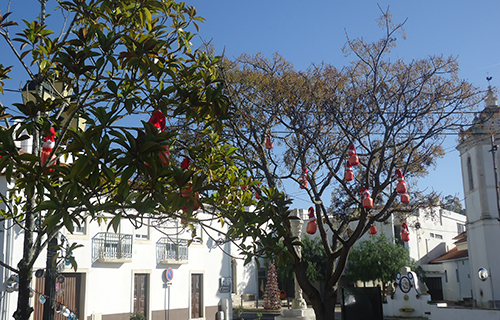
14;198;36;320
13;257;34;320
310;288;337;320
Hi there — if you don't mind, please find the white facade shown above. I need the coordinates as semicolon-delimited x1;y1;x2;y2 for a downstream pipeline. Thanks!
404;208;466;265
437;257;471;301
297;206;466;302
0;209;236;320
297;207;465;264
457;88;500;308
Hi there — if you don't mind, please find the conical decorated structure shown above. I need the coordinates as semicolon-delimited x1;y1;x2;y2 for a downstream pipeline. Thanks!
263;262;281;310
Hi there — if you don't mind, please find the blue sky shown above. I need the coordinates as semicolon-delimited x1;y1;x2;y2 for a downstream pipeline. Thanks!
2;0;500;208
185;0;500;207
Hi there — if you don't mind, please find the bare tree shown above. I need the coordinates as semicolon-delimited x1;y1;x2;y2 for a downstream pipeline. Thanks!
221;10;480;320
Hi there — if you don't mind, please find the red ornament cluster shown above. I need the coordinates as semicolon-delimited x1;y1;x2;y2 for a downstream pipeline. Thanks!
41;127;56;173
265;131;273;149
394;169;410;204
306;206;317;235
148;110;170;165
345;161;354;182
345;144;358;182
401;222;410;242
348;144;359;166
360;188;373;209
299;167;308;189
181;157;191;171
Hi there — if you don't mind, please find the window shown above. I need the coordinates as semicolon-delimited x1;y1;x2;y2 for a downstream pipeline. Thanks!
394;225;403;245
135;219;150;240
191;224;203;244
435;234;443;239
456;269;460;282
457;223;466;234
467;156;474;190
445;270;448;283
430;233;435;238
191;274;203;318
73;220;86;234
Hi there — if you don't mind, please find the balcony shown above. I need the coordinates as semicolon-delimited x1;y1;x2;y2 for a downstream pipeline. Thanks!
92;232;133;263
156;237;188;265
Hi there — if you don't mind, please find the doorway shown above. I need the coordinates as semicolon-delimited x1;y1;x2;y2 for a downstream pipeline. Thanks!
191;274;203;318
133;273;149;318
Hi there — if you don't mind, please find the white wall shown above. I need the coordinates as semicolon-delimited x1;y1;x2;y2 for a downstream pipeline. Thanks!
428;304;500;320
2;211;233;320
407;208;466;265
440;259;472;301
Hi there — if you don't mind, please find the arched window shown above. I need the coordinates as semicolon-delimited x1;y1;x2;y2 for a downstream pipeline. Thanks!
467;156;474;190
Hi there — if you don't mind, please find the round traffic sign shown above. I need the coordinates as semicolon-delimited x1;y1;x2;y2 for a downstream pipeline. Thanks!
166;268;174;281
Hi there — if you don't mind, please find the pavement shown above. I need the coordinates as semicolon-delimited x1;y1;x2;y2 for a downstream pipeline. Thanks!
238;301;428;320
241;310;427;320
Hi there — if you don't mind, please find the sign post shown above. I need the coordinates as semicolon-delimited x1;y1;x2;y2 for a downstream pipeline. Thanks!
163;268;173;320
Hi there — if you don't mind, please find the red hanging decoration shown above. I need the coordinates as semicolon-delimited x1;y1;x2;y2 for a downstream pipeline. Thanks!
360;188;373;209
300;167;308;189
265;131;273;149
401;193;410;204
344;161;354;182
148;110;166;131
394;169;407;194
401;222;410;242
181;184;200;213
181;157;191;171
306;206;317;235
255;184;261;200
147;110;170;165
369;225;377;235
394;169;410;203
348;144;359;166
41;128;56;173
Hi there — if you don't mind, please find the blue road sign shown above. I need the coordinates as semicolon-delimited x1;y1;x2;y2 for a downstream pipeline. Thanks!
166;268;174;281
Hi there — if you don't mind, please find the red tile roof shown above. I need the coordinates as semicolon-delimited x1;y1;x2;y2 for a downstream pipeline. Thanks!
431;247;468;263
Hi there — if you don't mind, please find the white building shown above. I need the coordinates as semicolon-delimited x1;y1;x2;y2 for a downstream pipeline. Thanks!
0;207;237;320
430;232;471;303
295;206;466;302
457;87;500;308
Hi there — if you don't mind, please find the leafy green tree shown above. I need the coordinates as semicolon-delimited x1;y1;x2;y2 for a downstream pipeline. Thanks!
442;195;465;215
0;1;254;320
345;233;414;296
221;8;479;320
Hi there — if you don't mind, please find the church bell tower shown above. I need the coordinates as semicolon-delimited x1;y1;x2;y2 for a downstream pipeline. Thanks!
457;87;500;308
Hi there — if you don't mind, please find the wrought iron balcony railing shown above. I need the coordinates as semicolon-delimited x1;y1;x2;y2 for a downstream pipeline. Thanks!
156;237;188;264
92;232;133;263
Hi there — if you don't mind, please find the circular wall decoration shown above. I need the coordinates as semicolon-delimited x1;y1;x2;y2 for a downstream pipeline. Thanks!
399;276;412;293
478;268;489;282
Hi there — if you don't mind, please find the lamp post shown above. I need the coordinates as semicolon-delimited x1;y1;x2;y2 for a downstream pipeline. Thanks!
276;210;316;320
289;210;307;310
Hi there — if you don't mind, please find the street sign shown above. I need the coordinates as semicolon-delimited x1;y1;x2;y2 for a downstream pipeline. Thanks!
166;268;174;281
